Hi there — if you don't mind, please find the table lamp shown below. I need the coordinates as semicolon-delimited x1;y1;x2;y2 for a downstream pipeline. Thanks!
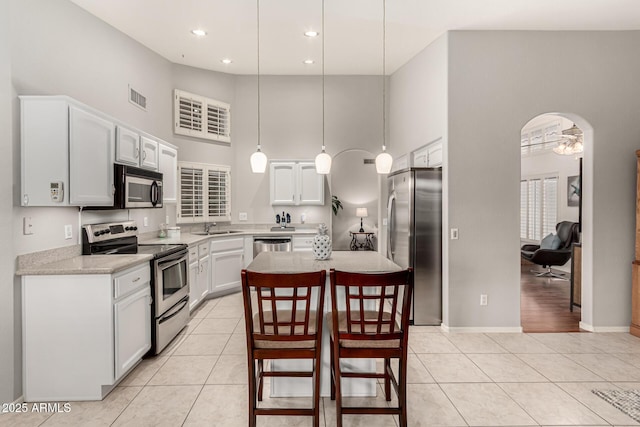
356;207;368;232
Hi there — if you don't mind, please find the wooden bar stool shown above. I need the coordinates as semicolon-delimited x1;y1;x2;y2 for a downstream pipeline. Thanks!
241;269;326;427
328;268;413;427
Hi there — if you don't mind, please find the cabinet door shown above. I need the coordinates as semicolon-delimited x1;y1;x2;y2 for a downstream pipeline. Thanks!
189;261;200;311
426;142;443;167
198;255;210;302
412;146;428;168
210;250;243;296
293;235;314;252
159;144;178;203
69;106;115;206
140;136;159;171
115;126;140;166
114;286;151;380
298;162;324;205
270;162;296;205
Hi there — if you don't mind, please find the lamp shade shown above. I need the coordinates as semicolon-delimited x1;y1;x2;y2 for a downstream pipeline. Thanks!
356;207;368;218
375;151;393;174
250;149;267;173
315;151;332;174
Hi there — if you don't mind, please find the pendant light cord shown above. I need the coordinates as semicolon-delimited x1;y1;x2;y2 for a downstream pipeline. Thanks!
322;0;325;152
257;0;261;150
382;0;386;151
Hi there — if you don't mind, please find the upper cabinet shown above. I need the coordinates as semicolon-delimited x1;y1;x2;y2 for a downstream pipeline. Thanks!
269;161;324;206
115;127;159;171
159;144;178;204
412;139;443;168
21;96;115;207
21;95;179;207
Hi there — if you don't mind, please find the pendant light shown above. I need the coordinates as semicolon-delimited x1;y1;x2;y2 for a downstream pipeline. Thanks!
315;0;332;174
375;0;393;174
250;0;267;173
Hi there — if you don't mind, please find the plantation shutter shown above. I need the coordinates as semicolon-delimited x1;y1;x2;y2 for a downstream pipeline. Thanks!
521;174;559;242
179;166;204;220
178;162;231;223
207;168;230;219
520;180;528;239
174;89;231;143
542;177;558;236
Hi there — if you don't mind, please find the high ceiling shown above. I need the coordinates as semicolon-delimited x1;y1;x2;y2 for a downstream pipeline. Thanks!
70;0;640;75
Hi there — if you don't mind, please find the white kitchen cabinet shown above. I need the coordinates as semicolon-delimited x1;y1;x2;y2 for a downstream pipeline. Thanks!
293;235;314;252
412;139;443;168
209;238;244;297
159;143;178;203
140;135;159;170
114;285;152;380
69;105;115;206
270;161;324;206
21;262;151;401
115;125;141;166
189;242;209;311
20;96;115;207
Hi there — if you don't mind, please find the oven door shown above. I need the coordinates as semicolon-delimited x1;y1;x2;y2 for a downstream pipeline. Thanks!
125;175;163;208
154;249;189;315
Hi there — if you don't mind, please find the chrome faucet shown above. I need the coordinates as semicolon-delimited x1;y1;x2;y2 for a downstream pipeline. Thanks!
204;222;217;233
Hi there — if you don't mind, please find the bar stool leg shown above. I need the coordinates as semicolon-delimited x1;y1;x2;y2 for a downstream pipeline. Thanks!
334;347;344;427
257;359;264;401
330;336;336;400
313;354;321;427
398;357;408;427
384;358;392;401
248;358;257;427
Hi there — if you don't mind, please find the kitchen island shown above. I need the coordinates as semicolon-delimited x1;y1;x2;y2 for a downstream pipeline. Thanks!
247;251;401;398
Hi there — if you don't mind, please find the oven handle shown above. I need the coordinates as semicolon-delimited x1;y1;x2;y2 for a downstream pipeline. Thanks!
156;253;188;271
159;298;189;324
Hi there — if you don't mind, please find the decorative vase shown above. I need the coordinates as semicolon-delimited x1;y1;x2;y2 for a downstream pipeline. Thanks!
312;223;332;260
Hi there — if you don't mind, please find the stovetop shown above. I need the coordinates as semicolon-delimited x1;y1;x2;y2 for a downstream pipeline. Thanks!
137;244;187;258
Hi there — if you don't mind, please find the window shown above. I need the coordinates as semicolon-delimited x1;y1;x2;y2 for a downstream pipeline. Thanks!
521;119;561;156
520;174;558;240
178;162;231;222
174;89;231;143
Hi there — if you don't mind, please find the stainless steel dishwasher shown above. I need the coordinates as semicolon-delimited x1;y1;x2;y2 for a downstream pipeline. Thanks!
253;236;292;258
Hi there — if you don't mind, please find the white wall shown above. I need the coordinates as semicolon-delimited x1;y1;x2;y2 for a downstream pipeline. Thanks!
0;0;16;404
446;31;640;329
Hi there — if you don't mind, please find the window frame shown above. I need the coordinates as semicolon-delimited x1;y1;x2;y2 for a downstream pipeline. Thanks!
177;161;231;223
520;173;559;242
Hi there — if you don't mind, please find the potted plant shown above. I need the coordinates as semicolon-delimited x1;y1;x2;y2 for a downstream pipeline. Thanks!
331;195;343;216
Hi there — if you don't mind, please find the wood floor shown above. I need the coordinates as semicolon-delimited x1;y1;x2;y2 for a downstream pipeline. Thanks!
521;267;582;333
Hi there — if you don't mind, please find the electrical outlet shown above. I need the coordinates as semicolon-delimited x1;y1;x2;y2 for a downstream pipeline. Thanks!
64;224;73;240
239;212;248;221
300;213;306;224
480;294;488;306
166;215;170;224
143;217;149;227
382;218;388;226
23;217;33;235
450;228;459;240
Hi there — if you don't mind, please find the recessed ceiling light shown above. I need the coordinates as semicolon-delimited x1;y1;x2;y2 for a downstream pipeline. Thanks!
303;59;315;65
191;29;207;37
221;58;232;64
304;31;319;37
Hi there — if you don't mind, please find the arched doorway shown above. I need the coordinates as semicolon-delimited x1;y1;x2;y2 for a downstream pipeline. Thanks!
519;113;592;332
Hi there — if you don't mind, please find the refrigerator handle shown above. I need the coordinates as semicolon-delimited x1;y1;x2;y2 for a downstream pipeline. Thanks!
387;192;396;260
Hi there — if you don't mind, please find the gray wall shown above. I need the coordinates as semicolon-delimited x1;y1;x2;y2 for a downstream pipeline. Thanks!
1;0;16;404
446;31;640;329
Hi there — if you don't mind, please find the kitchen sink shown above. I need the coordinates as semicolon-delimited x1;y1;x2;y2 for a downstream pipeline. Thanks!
192;230;243;236
270;226;296;231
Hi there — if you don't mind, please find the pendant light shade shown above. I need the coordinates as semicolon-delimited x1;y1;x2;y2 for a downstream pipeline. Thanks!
250;146;267;173
376;0;392;175
315;0;331;174
315;146;332;174
250;0;267;173
375;147;393;174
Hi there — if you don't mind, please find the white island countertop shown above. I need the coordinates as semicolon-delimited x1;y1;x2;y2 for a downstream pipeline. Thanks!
16;254;153;276
247;251;400;274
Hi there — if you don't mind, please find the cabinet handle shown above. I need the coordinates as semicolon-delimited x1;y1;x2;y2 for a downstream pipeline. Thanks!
132;277;140;282
135;147;140;159
142;150;147;161
148;295;153;305
112;185;116;196
292;194;295;201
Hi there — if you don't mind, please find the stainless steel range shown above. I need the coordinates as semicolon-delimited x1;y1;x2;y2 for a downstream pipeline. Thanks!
83;220;189;354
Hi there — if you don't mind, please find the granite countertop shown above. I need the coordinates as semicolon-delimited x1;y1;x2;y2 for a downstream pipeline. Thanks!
247;251;401;274
140;228;317;246
16;254;153;276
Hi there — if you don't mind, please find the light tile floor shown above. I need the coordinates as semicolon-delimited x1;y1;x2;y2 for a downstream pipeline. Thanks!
4;293;640;426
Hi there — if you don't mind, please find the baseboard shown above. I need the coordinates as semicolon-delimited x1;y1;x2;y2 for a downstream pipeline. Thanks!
441;324;523;333
591;325;630;332
579;321;594;331
12;395;24;404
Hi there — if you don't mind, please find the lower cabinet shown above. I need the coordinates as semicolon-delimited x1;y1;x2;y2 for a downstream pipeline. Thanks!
22;263;151;401
114;286;152;379
293;235;314;252
209;238;244;297
189;242;209;311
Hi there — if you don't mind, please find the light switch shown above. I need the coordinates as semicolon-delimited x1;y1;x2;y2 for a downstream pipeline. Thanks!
143;217;149;227
239;212;248;221
450;228;459;240
64;224;73;240
23;217;33;235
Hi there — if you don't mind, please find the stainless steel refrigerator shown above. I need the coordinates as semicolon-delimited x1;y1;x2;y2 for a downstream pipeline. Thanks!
387;168;442;325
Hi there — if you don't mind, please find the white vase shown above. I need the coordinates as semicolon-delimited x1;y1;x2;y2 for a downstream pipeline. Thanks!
312;224;332;260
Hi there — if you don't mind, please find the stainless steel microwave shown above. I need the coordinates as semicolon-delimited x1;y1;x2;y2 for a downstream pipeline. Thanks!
114;164;163;209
